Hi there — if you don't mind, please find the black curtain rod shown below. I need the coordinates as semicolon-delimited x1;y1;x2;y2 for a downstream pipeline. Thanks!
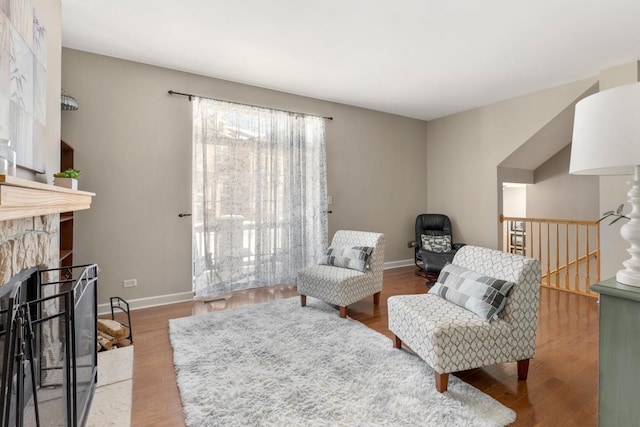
168;90;333;120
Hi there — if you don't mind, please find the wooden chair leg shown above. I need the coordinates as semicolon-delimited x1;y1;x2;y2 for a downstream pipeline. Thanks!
339;306;348;318
517;359;530;380
373;291;381;305
393;335;402;349
300;295;306;307
435;372;449;392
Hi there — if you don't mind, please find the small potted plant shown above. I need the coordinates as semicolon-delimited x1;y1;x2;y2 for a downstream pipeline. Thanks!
54;168;81;190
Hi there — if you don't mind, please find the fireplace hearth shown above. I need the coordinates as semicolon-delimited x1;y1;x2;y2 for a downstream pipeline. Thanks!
0;264;98;427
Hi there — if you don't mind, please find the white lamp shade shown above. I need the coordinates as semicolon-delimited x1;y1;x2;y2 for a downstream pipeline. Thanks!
570;82;640;176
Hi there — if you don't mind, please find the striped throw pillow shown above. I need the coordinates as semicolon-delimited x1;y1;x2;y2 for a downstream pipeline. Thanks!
429;263;515;322
318;246;374;272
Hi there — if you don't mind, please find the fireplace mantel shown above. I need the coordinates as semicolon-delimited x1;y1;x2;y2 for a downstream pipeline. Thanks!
0;174;95;221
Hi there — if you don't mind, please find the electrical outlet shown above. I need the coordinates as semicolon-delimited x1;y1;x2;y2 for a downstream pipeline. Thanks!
123;279;137;288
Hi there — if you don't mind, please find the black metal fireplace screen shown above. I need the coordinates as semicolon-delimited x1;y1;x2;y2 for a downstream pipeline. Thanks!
0;264;98;427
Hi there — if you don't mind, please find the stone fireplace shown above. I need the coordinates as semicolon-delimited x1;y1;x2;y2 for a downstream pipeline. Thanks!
0;175;95;426
0;213;58;421
0;214;59;284
0;173;94;281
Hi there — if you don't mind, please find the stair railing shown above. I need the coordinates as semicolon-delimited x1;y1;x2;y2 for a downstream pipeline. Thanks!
500;215;600;297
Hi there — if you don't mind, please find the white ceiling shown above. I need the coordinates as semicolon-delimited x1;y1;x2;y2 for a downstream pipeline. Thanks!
61;0;640;121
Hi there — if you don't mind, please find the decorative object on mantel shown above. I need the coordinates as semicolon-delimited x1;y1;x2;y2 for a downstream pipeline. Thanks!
0;139;16;176
54;168;81;190
53;177;77;190
61;90;79;111
3;5;47;174
570;81;640;287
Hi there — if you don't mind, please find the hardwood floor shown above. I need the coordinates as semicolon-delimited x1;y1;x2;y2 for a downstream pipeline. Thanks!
124;266;598;427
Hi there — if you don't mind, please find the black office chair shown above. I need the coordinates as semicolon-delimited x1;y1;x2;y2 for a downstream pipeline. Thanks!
408;214;464;285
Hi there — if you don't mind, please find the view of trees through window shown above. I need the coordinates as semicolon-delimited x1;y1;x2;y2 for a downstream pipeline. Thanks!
192;99;328;299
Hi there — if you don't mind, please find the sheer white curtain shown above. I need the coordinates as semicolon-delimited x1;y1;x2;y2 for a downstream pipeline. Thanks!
192;98;328;299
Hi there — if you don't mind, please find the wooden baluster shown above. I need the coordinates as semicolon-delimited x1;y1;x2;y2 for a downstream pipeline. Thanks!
565;223;570;290
596;223;601;284
547;222;551;287
585;224;591;290
538;221;542;268
575;224;580;292
556;223;560;288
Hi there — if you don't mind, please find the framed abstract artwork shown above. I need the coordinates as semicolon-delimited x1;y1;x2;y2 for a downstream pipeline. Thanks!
0;0;47;173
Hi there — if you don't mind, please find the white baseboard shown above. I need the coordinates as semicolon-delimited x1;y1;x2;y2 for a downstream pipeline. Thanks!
384;259;414;269
98;261;413;314
97;291;193;315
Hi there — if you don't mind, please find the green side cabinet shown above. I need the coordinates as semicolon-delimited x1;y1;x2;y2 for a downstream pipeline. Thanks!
591;277;640;426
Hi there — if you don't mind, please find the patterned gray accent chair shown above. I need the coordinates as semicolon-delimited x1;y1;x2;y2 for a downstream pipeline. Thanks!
388;245;541;392
297;230;385;318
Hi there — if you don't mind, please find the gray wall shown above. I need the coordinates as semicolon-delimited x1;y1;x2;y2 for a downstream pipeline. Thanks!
503;186;526;218
527;144;599;221
60;49;627;308
61;48;428;307
426;77;598;249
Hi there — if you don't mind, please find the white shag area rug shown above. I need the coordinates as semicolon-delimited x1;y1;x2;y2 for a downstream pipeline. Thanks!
169;297;516;427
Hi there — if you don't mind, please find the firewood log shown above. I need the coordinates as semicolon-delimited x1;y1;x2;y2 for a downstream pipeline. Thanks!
98;330;115;343
98;319;127;341
98;335;113;350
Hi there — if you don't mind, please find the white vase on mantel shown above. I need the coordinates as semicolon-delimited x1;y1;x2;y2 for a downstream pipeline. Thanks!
54;177;78;190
